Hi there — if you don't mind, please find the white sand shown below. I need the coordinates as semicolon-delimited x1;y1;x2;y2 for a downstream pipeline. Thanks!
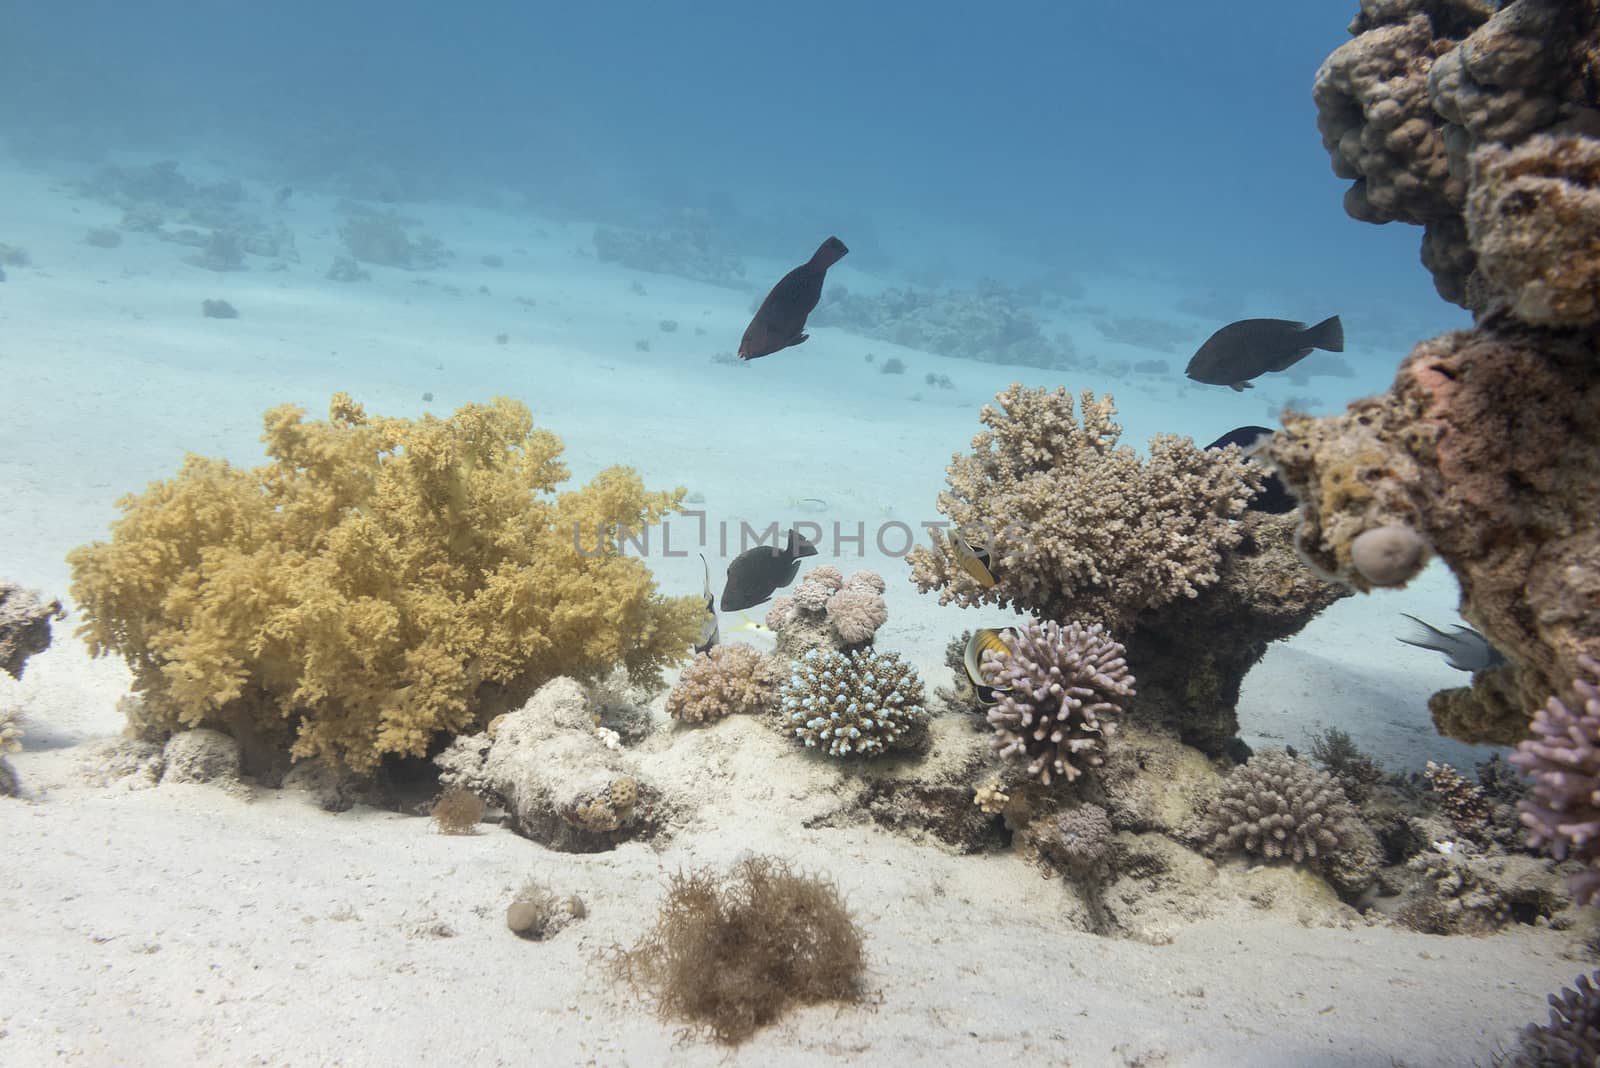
0;159;1575;1066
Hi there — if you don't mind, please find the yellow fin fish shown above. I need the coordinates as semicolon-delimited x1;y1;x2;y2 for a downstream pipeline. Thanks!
964;627;1016;706
948;527;998;589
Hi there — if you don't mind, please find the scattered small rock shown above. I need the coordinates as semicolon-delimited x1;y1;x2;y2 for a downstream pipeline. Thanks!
880;357;906;375
659;319;678;333
481;253;504;268
635;339;651;352
422;391;434;402
85;227;122;248
495;332;509;345
202;299;238;319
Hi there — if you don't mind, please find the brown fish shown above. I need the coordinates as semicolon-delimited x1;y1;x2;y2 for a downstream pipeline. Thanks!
738;236;848;360
1185;316;1343;391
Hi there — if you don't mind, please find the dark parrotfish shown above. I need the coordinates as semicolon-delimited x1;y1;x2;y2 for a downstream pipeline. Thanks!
1204;425;1297;514
738;237;849;360
1395;614;1506;672
1185;316;1343;391
718;528;819;611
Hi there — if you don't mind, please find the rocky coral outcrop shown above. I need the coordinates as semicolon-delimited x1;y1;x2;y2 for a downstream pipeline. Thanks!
435;677;671;852
0;582;63;680
665;642;785;724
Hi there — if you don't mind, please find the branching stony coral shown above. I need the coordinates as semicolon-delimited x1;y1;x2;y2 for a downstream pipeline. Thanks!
1510;656;1600;905
666;643;785;724
1513;970;1600;1068
979;619;1135;785
67;394;704;773
781;647;926;758
1204;749;1364;865
767;569;889;656
907;385;1260;631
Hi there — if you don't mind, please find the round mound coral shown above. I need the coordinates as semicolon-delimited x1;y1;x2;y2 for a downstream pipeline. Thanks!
666;643;785;724
1204;749;1363;865
780;647;926;758
979;619;1135;785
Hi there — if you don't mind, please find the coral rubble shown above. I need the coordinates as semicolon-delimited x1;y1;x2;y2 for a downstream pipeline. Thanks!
812;280;1078;368
0;581;63;680
67;394;702;774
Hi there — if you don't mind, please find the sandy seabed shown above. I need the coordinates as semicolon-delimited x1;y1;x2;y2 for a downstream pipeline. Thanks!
0;159;1580;1066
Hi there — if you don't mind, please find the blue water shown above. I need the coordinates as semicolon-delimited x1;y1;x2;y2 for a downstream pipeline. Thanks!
3;0;1464;346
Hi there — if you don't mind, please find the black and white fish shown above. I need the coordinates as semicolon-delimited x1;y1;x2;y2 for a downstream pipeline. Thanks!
694;553;719;654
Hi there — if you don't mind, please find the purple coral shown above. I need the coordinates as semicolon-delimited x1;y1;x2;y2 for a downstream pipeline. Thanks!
979;619;1135;785
1515;969;1600;1067
1510;656;1600;905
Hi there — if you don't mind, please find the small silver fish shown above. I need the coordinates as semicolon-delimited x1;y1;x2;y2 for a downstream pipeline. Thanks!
1395;614;1505;672
694;553;719;654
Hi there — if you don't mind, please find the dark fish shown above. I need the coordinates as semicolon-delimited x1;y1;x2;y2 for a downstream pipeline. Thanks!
1204;425;1297;514
1395;614;1506;672
694;553;719;654
738;237;849;360
719;528;819;611
1185;316;1344;392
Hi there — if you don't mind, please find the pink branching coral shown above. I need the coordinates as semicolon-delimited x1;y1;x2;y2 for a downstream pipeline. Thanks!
666;643;785;724
1514;969;1600;1067
1204;749;1364;866
907;385;1260;632
978;619;1135;785
767;569;889;656
1510;656;1600;905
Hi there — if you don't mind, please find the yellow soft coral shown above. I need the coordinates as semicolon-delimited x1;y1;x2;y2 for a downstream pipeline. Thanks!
68;394;703;772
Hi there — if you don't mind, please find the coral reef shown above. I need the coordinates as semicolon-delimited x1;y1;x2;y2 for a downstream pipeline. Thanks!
67;394;702;774
980;619;1135;785
1288;0;1600;733
765;567;889;657
1036;802;1115;877
913;385;1347;753
0;582;63;680
665;642;785;724
1204;750;1376;892
812;281;1078;368
607;856;865;1045
338;208;451;270
1424;760;1493;838
434;677;667;852
1092;315;1192;354
1394;848;1566;935
1312;0;1590;307
781;647;928;758
1512;969;1600;1067
1267;323;1600;734
1511;656;1600;905
909;385;1260;631
592;210;746;289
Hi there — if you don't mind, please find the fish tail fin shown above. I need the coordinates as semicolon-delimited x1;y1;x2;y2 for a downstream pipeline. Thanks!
1395;613;1452;654
810;236;849;269
787;528;819;559
1303;315;1344;352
